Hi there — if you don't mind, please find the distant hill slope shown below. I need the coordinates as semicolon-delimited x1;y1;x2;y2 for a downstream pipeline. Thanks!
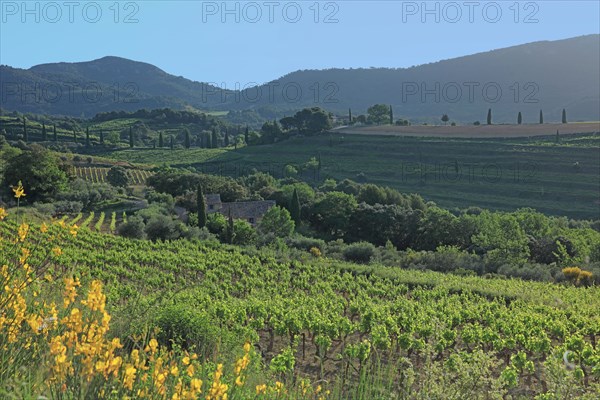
1;35;598;121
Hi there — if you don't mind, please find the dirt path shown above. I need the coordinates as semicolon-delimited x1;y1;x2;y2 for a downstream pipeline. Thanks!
334;122;600;138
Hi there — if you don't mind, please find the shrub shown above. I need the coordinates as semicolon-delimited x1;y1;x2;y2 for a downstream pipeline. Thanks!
258;206;295;238
206;212;227;235
232;219;257;245
144;215;179;241
145;190;174;209
287;235;326;252
117;216;146;239
53;200;83;215
310;247;322;258
107;166;129;187
562;267;594;286
34;202;56;216
343;242;375;264
154;304;221;355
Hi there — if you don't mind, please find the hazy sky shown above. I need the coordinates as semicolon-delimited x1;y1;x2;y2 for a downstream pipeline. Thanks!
1;1;599;86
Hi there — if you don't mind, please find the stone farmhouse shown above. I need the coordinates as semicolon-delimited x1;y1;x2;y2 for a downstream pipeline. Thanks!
205;194;275;226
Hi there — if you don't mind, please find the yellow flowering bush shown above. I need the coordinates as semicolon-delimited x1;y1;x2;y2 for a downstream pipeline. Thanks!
562;267;594;286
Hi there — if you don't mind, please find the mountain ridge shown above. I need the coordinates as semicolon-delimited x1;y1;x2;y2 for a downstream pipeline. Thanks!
1;34;598;121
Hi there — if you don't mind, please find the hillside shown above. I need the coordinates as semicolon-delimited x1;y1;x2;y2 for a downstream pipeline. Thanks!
1;35;599;122
245;34;599;121
0;56;229;117
1;219;599;398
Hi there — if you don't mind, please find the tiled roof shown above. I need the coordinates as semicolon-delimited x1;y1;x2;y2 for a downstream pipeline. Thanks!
205;194;222;204
220;200;276;219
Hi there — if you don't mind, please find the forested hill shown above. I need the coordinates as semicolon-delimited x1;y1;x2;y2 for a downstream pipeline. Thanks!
1;35;598;122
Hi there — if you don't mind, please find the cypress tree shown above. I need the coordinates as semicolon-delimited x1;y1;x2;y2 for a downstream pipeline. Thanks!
212;128;218;149
562;109;567;124
73;130;77;143
348;108;352;124
224;129;230;147
556;130;560;143
184;129;190;149
197;185;207;228
389;105;394;125
100;128;104;144
226;211;234;244
539;110;544;124
53;124;57;142
158;131;164;148
23;118;28;142
42;124;47;141
244;125;249;144
206;132;211;149
170;136;174;150
85;127;90;147
129;127;134;148
517;112;522;125
486;109;492;125
290;188;301;225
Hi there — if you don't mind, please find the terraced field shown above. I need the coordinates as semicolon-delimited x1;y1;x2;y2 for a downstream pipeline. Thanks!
74;166;153;185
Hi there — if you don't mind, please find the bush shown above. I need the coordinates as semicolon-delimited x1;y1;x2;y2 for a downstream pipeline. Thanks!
206;213;226;236
107;166;129;187
154;304;221;356
145;190;174;209
497;263;555;282
33;202;56;216
287;235;326;252
343;242;375;264
144;215;179;241
57;179;118;211
117;216;146;239
232;220;257;246
53;200;83;215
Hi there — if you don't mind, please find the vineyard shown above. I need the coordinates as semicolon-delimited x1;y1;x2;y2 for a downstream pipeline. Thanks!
57;211;126;234
1;220;598;399
74;166;153;185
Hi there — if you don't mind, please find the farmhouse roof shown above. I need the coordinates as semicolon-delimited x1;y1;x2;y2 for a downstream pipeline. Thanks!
220;200;276;219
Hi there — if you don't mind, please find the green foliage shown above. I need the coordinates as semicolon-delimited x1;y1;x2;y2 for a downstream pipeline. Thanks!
367;104;390;125
197;185;207;228
472;211;530;268
258;206;295;238
310;191;358;239
232;219;256;245
107;166;129;188
2;144;69;202
280;107;333;135
144;215;181;241
289;188;301;225
343;241;375;264
117;215;146;239
206;212;227;236
154;304;221;356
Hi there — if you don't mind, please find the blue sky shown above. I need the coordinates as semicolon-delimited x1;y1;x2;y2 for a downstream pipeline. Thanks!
1;1;599;86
